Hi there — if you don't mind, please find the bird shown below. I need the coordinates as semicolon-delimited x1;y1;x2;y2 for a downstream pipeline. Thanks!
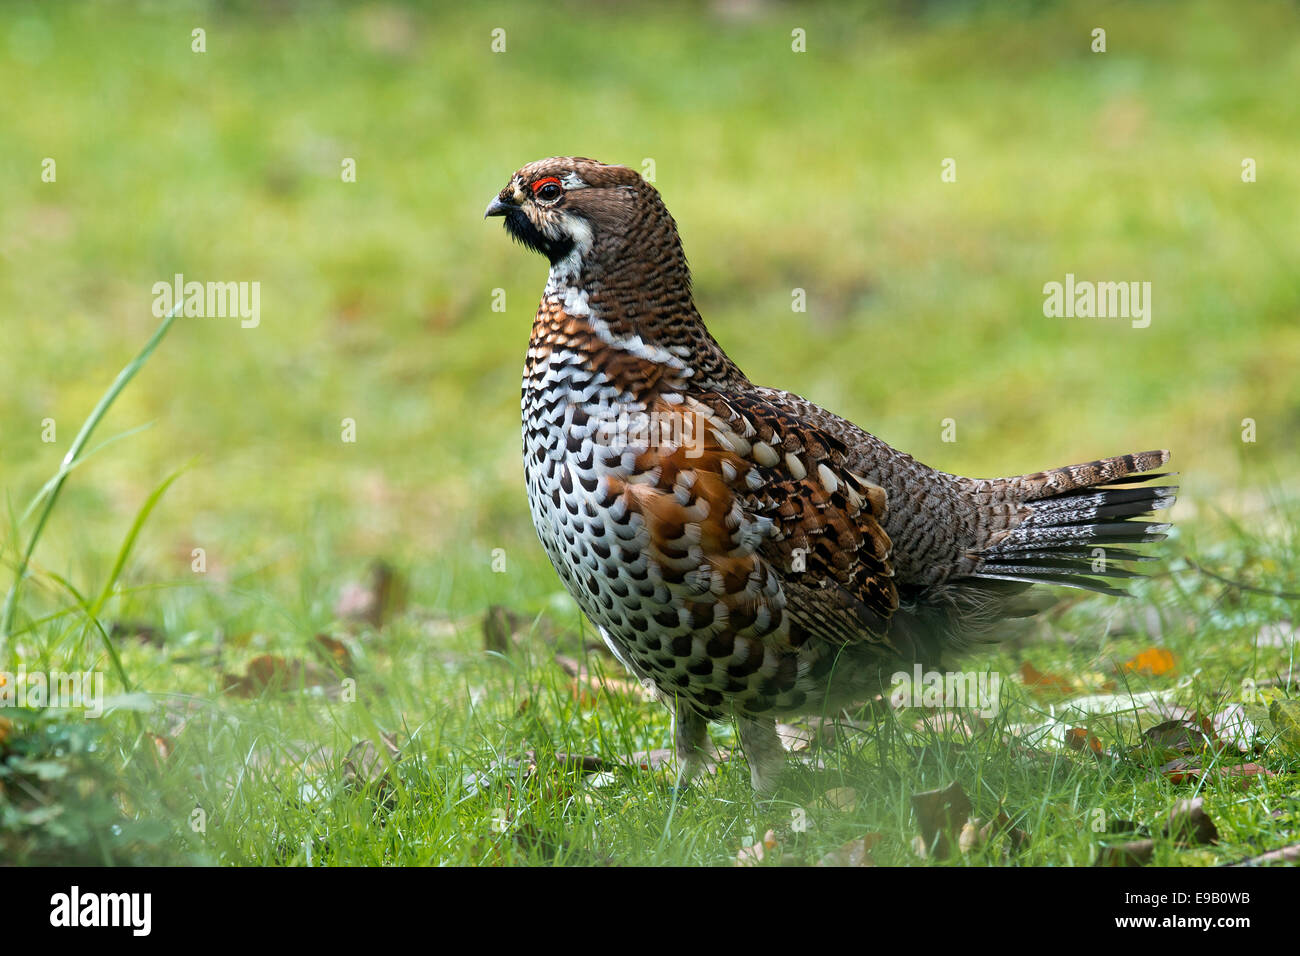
486;156;1177;793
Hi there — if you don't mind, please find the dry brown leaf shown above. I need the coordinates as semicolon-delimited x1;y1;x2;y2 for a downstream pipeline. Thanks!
1065;727;1104;756
222;655;336;697
1142;716;1217;755
1158;759;1275;789
548;752;606;774
1216;763;1275;787
1162;797;1218;846
990;812;1032;852
313;633;355;676
910;781;972;860
1018;661;1075;697
1156;757;1200;784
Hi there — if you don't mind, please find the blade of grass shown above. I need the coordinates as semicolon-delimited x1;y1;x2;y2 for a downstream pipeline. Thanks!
83;465;189;692
1;303;181;647
17;420;158;526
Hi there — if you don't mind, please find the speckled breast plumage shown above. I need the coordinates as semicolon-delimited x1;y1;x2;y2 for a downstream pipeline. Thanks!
521;296;897;722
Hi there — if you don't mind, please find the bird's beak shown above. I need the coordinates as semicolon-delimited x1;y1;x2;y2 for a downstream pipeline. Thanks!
484;197;512;219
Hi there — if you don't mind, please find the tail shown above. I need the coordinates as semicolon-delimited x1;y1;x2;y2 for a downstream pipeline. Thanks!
970;450;1177;597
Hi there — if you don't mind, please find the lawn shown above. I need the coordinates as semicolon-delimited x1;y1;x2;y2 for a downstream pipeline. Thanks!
1;0;1298;866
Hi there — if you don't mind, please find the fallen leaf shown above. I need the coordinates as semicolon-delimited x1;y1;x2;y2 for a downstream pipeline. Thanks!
1216;763;1275;788
910;781;971;860
222;655;335;697
1123;647;1177;677
1157;759;1274;789
312;633;355;676
1162;797;1218;846
990;812;1032;852
1019;661;1075;697
1142;717;1217;756
1157;757;1200;783
548;752;606;774
1065;727;1104;756
817;834;881;867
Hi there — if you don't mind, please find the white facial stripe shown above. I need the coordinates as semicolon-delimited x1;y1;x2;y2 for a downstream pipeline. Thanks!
560;172;588;189
543;213;593;290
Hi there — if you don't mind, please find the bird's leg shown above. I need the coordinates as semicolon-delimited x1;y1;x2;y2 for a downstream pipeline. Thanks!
673;702;714;786
737;714;786;795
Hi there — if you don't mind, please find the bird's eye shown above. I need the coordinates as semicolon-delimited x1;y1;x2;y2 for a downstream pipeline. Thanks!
533;178;563;202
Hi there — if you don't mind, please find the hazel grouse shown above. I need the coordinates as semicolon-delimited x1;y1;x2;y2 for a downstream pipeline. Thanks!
486;157;1176;793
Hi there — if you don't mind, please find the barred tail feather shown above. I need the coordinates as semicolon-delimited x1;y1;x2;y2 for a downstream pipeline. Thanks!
974;450;1177;595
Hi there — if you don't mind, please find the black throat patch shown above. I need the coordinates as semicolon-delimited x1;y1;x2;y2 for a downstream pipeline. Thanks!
502;209;576;266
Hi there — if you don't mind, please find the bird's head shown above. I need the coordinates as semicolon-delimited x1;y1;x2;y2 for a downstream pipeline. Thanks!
485;157;660;277
488;156;742;385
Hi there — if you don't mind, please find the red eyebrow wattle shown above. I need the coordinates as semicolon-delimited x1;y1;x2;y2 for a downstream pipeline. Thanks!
532;177;562;193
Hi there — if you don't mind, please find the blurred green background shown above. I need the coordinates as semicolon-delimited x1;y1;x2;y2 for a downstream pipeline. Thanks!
2;0;1297;632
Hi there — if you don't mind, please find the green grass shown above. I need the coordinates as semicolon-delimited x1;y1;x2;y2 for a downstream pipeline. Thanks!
1;0;1298;866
